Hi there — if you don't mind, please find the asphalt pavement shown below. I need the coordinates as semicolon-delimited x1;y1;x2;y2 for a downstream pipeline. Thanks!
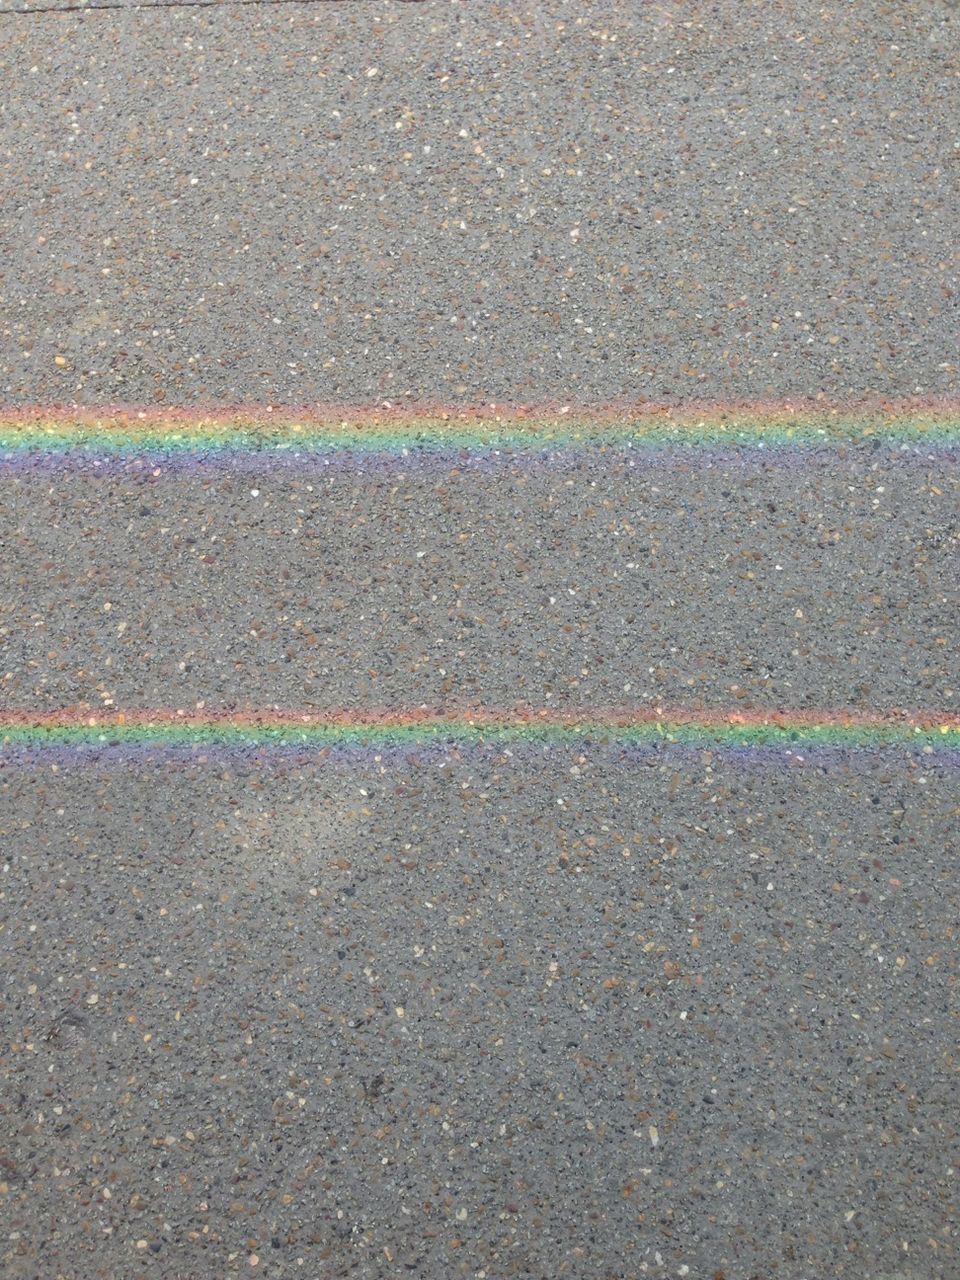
0;4;958;1279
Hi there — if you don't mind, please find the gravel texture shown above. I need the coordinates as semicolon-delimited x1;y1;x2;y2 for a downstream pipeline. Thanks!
0;455;957;716
0;3;958;1279
0;0;957;403
2;756;959;1280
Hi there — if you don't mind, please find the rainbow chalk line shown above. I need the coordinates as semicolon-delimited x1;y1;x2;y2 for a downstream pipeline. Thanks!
2;709;958;756
2;402;956;763
1;397;959;460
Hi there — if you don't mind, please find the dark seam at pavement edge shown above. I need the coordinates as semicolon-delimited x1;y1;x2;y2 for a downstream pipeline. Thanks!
3;0;427;17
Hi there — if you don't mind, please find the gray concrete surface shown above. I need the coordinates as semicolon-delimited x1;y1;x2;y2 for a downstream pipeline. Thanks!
1;457;958;716
2;757;958;1280
0;0;957;403
1;3;958;1279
